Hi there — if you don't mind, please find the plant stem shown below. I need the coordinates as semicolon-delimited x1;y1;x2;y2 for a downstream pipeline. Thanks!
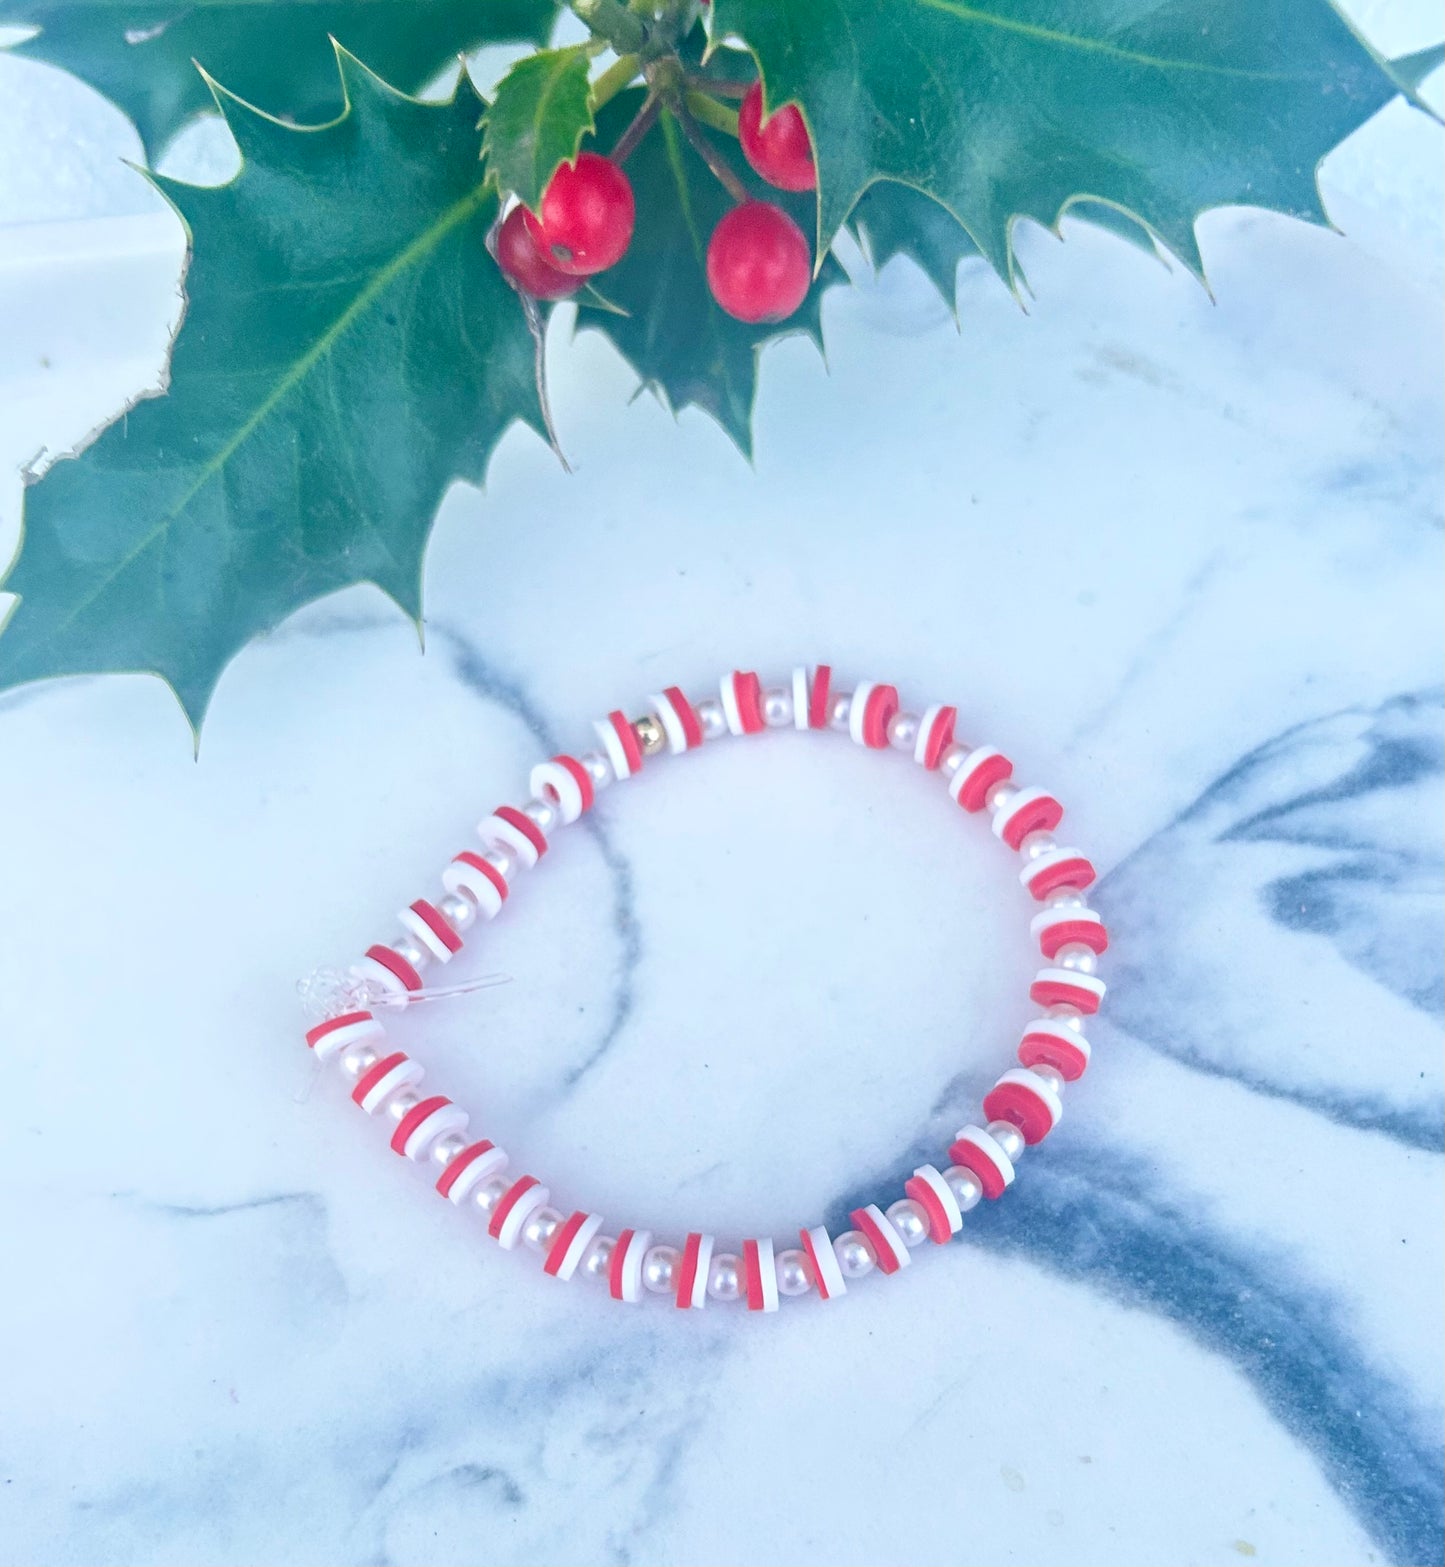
591;52;642;110
611;91;661;163
668;97;749;202
570;0;647;55
682;90;739;137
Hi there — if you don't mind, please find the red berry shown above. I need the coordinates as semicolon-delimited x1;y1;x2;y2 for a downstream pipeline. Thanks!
706;201;812;324
495;205;580;300
523;151;635;276
738;81;816;193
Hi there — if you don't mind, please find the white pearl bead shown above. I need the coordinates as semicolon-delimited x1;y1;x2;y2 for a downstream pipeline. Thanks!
1057;942;1098;974
1031;1064;1067;1096
887;711;919;751
340;1045;379;1078
643;1244;679;1293
944;1166;983;1211
776;1248;812;1295
1047;1004;1084;1030
986;781;1019;812
388;1090;419;1121
392;935;430;972
886;1198;929;1247
988;1119;1027;1162
522;1205;562;1252
432;1132;468;1165
834;1230;875;1277
939;743;971;778
438;891;476;930
697;698;727;739
472;1174;511;1215
523;797;558;833
483;845;515;878
582;1235;614;1280
707;1253;742;1300
1046;887;1087;909
581;750;613;787
828;692;852;730
762;688;793;727
1020;830;1058;861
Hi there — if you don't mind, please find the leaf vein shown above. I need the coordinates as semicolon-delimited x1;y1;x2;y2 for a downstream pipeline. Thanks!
46;177;491;642
911;0;1302;81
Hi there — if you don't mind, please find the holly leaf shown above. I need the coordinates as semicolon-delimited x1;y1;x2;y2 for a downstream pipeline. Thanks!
0;51;543;729
712;0;1421;284
849;182;980;304
850;182;1163;311
574;90;842;456
1065;199;1162;257
0;0;560;160
1388;43;1444;96
483;43;595;210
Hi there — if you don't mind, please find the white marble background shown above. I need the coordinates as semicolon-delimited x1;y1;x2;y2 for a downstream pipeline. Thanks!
0;5;1441;1563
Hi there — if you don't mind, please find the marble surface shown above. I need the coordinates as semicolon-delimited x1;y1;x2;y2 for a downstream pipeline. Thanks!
0;12;1442;1565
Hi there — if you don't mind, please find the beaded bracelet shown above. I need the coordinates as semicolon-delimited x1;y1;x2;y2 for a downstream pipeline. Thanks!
301;664;1106;1310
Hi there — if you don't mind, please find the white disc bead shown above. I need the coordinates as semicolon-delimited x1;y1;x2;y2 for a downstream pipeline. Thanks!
306;1012;384;1064
356;1056;423;1115
400;1102;468;1162
440;1143;509;1206
801;1224;848;1300
610;1229;653;1303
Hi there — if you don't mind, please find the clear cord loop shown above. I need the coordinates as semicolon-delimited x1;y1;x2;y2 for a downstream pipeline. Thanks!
297;965;511;1020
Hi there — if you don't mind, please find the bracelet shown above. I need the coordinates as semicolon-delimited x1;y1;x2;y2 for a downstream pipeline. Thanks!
300;664;1107;1311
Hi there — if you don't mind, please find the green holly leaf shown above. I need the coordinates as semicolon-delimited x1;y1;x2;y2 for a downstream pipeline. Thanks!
0;51;543;729
712;0;1419;284
1389;43;1444;96
850;182;1165;312
574;90;842;456
1065;200;1162;258
849;182;980;305
483;43;596;210
0;0;560;160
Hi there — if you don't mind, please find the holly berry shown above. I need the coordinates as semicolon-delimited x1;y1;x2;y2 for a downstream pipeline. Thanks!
495;205;581;300
706;201;812;324
523;151;635;276
738;81;816;193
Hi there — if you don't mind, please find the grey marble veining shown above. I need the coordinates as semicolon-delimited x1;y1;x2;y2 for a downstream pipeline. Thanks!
1105;689;1445;1146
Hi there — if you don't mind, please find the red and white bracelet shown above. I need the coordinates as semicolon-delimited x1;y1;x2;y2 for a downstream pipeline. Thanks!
301;664;1106;1311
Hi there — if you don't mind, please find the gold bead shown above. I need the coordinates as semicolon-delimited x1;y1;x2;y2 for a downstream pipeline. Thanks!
634;714;666;757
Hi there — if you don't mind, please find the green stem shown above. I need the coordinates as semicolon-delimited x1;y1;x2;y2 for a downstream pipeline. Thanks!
682;90;739;137
591;52;642;110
